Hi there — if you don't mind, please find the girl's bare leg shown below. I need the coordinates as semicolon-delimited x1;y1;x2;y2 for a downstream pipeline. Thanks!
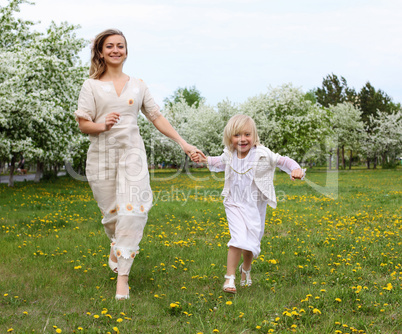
225;246;242;285
241;250;253;281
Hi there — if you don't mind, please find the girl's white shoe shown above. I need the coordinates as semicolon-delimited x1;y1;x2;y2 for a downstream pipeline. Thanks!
223;274;237;294
239;263;252;287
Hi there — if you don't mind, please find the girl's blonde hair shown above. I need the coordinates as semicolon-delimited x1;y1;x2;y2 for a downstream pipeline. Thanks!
89;29;127;79
223;114;260;151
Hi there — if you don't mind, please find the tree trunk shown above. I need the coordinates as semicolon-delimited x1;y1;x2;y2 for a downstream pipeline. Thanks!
341;146;345;170
349;150;352;170
329;150;332;170
336;147;340;170
366;158;370;169
180;155;189;173
373;157;377;169
8;155;16;187
34;161;42;183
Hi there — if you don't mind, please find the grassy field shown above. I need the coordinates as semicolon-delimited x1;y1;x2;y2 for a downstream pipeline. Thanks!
0;168;401;334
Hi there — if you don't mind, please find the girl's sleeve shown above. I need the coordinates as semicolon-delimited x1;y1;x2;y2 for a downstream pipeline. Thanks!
276;156;305;179
140;81;162;122
74;80;96;122
207;154;226;172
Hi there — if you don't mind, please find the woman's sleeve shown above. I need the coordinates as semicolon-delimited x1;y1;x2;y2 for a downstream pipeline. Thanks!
207;154;226;172
74;80;96;122
276;156;305;179
140;81;162;122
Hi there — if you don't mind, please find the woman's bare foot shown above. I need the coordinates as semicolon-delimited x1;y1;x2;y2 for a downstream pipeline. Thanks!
116;275;129;300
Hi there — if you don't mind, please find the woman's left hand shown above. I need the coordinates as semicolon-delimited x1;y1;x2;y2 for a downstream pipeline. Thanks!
182;143;206;160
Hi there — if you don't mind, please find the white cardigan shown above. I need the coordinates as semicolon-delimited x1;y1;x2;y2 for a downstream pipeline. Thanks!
209;145;280;209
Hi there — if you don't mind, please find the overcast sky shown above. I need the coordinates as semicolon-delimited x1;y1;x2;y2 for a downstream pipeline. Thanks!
6;0;402;107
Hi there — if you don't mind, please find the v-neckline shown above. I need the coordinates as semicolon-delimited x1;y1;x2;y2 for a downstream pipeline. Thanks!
100;76;130;97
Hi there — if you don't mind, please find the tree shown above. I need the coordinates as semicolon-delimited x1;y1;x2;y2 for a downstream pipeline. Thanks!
316;73;356;107
363;110;402;168
241;84;332;164
329;102;365;169
0;0;36;49
0;0;88;186
164;86;204;109
358;82;393;126
357;82;396;168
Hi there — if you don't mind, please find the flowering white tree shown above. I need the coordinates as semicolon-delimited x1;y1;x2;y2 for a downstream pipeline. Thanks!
329;102;365;169
0;0;88;186
140;99;224;168
241;84;332;164
363;110;402;168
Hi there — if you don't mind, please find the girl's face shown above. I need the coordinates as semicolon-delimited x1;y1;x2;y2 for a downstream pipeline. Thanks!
100;35;127;67
231;125;254;159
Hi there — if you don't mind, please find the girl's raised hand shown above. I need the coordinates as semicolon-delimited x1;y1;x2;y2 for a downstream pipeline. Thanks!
290;168;305;180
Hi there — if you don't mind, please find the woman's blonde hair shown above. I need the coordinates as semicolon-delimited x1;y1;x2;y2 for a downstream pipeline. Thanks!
89;29;127;79
223;114;260;151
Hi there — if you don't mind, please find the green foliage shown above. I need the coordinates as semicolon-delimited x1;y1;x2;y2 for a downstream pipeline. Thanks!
164;85;204;109
304;89;317;104
358;81;393;127
316;73;356;107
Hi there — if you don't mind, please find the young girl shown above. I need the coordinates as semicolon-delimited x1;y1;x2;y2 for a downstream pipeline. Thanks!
75;29;203;300
191;114;304;293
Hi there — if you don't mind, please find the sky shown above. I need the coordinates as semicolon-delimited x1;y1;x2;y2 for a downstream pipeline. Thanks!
5;0;402;107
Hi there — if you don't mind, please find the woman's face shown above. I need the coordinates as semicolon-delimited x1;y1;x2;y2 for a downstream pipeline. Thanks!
100;34;127;67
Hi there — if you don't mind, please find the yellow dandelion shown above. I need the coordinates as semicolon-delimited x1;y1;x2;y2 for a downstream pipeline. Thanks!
335;298;342;302
226;301;232;305
117;318;123;323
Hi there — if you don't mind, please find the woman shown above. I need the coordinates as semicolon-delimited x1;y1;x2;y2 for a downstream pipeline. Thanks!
75;29;203;300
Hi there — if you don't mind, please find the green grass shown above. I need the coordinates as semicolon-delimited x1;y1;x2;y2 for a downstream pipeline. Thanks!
0;169;401;334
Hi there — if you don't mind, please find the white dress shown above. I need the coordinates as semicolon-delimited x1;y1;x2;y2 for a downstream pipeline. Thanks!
224;147;268;257
75;77;161;275
207;147;301;258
